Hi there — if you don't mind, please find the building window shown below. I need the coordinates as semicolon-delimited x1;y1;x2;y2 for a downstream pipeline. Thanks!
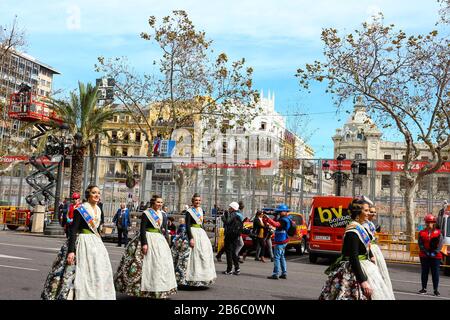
260;122;266;130
110;147;117;156
122;148;128;156
108;162;115;175
437;177;449;192
355;153;362;160
381;175;391;189
399;175;407;189
354;176;363;188
384;154;392;160
421;156;429;161
134;147;140;155
135;132;141;142
113;115;118;122
222;142;227;154
419;178;429;191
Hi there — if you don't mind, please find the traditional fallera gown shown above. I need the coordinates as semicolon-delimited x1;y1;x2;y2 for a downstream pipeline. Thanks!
319;221;395;300
41;202;115;300
114;208;177;299
172;206;216;286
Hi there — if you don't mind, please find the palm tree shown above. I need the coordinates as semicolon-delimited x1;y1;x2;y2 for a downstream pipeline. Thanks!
48;81;117;195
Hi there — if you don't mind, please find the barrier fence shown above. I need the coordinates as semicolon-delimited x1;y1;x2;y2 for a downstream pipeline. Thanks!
0;157;448;234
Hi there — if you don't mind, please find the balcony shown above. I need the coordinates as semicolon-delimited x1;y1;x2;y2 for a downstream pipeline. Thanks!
105;171;141;179
108;138;141;146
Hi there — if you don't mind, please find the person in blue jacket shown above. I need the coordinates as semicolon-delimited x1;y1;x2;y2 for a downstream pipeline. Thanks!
263;204;291;280
113;203;131;247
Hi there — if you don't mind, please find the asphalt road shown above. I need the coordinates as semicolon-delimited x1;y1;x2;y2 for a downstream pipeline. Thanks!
0;229;449;300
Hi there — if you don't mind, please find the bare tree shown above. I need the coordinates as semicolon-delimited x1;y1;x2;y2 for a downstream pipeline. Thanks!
96;10;260;211
0;16;26;61
296;13;449;240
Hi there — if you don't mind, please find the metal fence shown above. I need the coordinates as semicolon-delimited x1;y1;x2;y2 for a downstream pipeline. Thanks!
0;157;448;233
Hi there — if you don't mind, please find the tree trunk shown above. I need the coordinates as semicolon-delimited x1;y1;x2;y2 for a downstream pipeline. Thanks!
175;168;185;214
70;148;85;196
404;180;418;242
88;143;95;184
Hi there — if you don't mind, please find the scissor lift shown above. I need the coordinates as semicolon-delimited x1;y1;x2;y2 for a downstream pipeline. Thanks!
7;83;66;207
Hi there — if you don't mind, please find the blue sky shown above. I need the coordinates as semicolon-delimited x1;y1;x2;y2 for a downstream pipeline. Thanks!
0;0;443;157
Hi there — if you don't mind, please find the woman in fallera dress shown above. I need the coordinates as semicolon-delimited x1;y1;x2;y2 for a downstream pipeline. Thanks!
362;204;394;295
172;193;217;287
114;194;177;299
319;196;395;300
41;185;116;300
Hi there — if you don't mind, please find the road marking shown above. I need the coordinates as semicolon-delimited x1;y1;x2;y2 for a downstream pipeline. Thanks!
0;242;60;251
0;254;31;260
288;256;310;262
394;290;450;300
392;278;450;288
0;264;39;271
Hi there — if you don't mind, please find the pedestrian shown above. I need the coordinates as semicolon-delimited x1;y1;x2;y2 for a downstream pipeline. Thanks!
253;210;266;262
65;193;81;239
138;201;146;212
57;200;65;225
177;217;186;235
114;194;177;299
172;193;216;287
172;217;187;247
235;201;246;263
167;216;177;246
418;213;443;296
319;196;395;300
112;202;131;247
264;223;275;262
60;198;69;228
362;204;394;295
41;185;116;300
212;204;218;217
222;202;243;275
264;204;291;279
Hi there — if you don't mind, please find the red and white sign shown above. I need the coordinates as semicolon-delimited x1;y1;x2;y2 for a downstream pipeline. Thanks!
179;160;273;169
376;161;450;173
0;156;28;163
321;160;354;171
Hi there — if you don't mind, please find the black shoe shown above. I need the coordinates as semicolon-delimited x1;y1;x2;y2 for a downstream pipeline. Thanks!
267;275;279;280
418;289;427;294
434;290;440;297
216;255;222;262
223;270;233;275
234;269;241;275
270;258;274;262
279;274;287;279
117;244;121;247
255;257;260;261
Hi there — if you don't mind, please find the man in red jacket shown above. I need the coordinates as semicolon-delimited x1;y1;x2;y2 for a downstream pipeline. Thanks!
65;192;81;239
418;214;443;296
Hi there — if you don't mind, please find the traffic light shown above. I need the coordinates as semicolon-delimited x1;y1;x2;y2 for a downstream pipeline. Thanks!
358;162;368;175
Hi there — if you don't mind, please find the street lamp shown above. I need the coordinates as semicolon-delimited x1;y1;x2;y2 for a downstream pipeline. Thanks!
322;154;359;196
44;124;71;235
